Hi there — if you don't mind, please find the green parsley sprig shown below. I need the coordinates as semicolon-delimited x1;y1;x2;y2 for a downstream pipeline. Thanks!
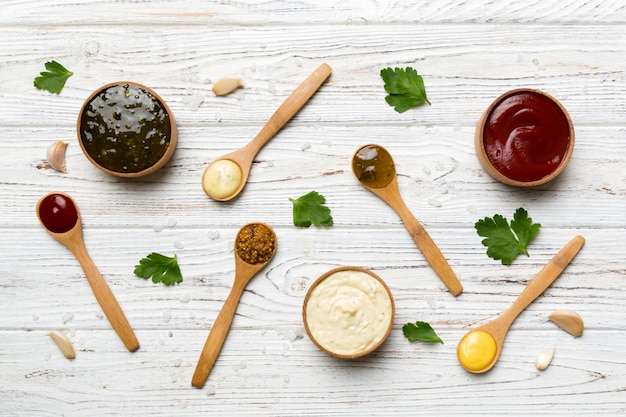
403;321;443;344
134;252;183;286
380;66;431;113
289;191;333;227
34;61;73;94
475;207;541;265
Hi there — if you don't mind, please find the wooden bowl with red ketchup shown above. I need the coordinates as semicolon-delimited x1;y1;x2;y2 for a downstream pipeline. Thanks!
475;88;575;187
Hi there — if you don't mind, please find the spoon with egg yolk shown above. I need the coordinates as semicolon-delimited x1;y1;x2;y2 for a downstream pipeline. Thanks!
352;144;463;296
202;63;332;201
192;222;277;388
457;235;585;373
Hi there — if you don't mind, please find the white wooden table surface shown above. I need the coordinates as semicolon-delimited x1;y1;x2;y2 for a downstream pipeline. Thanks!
1;1;625;415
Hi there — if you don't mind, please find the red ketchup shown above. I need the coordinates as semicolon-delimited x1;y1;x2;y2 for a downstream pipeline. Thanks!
482;91;571;183
38;193;78;233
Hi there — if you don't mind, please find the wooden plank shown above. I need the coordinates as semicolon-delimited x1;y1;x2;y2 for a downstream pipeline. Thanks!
1;124;624;228
1;0;625;25
3;227;620;329
1;25;624;127
1;328;624;415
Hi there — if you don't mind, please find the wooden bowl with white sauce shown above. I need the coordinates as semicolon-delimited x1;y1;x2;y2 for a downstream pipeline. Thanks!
302;266;395;359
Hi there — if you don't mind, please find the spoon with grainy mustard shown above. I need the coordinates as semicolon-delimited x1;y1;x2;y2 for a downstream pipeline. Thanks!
192;222;277;388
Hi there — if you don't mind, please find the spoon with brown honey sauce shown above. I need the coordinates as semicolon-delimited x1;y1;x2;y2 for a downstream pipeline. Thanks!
457;235;585;373
352;144;463;296
36;192;139;352
202;63;332;201
192;222;277;388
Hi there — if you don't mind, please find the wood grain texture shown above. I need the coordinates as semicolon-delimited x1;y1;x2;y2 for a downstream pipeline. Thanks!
1;0;625;415
1;0;625;24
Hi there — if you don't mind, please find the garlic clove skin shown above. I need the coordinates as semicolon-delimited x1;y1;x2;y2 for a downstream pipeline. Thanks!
46;140;68;172
535;347;555;371
48;330;76;359
548;309;584;337
212;77;243;96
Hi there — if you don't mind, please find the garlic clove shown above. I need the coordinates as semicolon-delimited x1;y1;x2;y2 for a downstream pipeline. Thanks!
48;330;76;359
212;77;243;96
535;347;555;371
548;309;584;337
46;140;68;172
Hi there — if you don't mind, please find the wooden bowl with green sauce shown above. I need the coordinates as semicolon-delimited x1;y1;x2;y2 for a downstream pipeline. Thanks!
77;81;177;178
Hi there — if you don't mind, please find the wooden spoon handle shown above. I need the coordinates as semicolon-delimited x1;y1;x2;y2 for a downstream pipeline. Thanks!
504;235;585;321
394;201;463;296
73;247;139;352
192;282;246;388
247;63;332;153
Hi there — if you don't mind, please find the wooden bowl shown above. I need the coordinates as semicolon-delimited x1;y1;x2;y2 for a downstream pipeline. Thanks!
77;81;177;178
302;266;395;359
475;88;574;187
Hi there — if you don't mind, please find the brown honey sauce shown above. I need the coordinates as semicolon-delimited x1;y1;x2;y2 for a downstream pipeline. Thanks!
352;144;396;188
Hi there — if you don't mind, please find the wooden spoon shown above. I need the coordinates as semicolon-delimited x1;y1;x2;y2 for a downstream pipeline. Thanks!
457;235;585;373
202;63;332;201
36;192;139;352
192;222;277;388
351;144;463;296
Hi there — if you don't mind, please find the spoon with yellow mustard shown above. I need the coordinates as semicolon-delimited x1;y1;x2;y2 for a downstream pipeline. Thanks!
202;63;332;201
457;235;585;373
352;144;463;296
192;222;277;388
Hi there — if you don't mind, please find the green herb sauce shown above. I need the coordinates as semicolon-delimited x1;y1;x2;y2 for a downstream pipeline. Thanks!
79;83;172;173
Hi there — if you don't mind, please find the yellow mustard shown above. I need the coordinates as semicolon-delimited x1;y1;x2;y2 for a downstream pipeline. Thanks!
202;159;242;199
457;330;497;372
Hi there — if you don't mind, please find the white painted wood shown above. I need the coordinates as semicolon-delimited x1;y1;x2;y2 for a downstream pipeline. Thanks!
1;0;625;415
1;0;625;24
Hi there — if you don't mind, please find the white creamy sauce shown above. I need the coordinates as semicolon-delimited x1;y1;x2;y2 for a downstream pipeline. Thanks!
305;270;393;356
202;159;242;199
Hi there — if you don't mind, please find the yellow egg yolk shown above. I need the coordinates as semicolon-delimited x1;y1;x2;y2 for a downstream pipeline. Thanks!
457;330;497;372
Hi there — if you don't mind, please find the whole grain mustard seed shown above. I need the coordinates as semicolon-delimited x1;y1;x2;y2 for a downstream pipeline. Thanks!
236;223;276;264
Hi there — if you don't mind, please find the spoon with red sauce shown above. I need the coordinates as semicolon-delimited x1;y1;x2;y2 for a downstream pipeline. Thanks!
36;192;139;352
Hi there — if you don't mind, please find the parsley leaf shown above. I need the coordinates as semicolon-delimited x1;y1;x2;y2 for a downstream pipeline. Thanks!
34;61;73;94
380;66;431;113
134;253;183;285
289;191;333;227
402;321;444;344
475;207;541;265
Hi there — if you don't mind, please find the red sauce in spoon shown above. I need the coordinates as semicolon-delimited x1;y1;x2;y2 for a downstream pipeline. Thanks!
482;91;571;183
38;193;78;233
